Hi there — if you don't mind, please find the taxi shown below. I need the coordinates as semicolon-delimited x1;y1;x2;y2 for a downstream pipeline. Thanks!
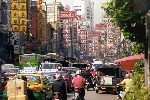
3;70;52;100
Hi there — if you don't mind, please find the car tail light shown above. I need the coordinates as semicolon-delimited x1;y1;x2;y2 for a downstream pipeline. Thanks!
32;87;41;92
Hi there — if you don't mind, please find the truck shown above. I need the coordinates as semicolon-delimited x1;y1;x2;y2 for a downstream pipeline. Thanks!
19;53;41;69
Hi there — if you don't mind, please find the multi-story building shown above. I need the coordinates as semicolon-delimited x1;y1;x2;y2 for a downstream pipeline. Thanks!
47;1;64;54
72;0;94;60
73;0;94;30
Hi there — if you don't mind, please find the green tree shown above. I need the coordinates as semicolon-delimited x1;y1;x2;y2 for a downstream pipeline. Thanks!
101;0;149;53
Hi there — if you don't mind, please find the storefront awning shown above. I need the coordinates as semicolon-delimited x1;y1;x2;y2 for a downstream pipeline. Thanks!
113;54;144;71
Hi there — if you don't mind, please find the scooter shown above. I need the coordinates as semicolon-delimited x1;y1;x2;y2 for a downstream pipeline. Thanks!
73;87;84;100
86;78;95;91
117;84;124;100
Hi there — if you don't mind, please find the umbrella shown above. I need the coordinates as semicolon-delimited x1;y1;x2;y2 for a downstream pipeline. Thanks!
113;54;144;71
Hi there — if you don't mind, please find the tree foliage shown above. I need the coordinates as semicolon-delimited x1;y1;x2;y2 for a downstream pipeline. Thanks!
101;0;149;44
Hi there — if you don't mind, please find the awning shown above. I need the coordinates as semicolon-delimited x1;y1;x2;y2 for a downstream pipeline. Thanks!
113;54;144;71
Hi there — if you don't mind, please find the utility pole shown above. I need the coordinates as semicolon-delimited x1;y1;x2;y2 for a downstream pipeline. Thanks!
145;10;150;87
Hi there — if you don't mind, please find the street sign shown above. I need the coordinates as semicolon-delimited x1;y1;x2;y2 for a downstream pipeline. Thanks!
59;11;75;18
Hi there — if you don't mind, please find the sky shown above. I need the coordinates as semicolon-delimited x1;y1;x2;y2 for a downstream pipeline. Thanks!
45;0;108;25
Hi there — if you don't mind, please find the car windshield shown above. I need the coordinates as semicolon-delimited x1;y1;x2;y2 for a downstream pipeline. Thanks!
5;69;19;73
42;64;56;69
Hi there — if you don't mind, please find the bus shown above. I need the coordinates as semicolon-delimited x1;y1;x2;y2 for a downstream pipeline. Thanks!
19;53;41;69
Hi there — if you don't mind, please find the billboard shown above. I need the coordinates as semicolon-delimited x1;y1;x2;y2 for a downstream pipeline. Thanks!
59;11;75;18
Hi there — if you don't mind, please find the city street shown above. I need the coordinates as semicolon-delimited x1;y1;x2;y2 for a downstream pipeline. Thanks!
67;90;117;100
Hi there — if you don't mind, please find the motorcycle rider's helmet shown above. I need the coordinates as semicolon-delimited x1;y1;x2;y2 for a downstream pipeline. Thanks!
76;70;81;75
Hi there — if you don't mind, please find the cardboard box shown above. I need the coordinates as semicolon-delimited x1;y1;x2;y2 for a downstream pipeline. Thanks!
7;80;16;96
7;79;27;96
16;79;27;95
8;95;28;100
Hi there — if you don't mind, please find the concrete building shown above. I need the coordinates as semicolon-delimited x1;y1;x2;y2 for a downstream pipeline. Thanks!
73;0;94;31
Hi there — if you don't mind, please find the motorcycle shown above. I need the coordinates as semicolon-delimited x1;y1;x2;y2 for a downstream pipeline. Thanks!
117;84;124;100
86;78;95;91
73;87;84;100
53;92;62;100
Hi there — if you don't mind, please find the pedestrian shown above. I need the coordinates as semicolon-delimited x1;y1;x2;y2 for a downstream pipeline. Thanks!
72;70;86;100
52;74;67;100
119;73;133;100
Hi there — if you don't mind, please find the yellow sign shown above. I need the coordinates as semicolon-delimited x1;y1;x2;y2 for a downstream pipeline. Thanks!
38;12;45;19
37;5;45;11
11;10;19;17
37;0;44;4
20;3;26;10
12;3;19;10
20;25;27;32
20;0;26;3
12;25;19;31
12;0;19;3
20;18;27;25
11;18;19;24
19;11;27;18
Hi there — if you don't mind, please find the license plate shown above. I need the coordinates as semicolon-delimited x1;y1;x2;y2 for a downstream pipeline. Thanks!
75;92;79;96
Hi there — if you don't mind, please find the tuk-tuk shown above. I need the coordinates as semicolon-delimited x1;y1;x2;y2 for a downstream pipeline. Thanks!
95;64;125;94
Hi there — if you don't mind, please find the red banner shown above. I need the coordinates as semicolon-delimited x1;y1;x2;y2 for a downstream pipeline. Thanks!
59;11;75;18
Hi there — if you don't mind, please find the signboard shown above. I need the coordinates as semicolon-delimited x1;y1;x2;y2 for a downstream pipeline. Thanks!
20;3;26;10
20;25;27;32
11;10;19;17
37;0;44;4
20;18;27;25
59;11;75;18
12;25;19;31
20;0;26;3
12;0;19;3
37;5;45;11
38;12;45;19
12;3;19;10
11;18;19;24
19;11;27;18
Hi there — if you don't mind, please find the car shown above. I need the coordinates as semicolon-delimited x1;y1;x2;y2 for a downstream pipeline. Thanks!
4;68;19;79
3;73;52;100
1;64;15;71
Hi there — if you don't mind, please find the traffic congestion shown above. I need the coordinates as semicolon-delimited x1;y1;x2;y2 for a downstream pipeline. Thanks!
0;53;130;100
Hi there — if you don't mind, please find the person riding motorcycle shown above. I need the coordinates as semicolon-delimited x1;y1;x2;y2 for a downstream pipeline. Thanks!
52;74;67;100
72;70;86;99
83;69;93;85
118;73;133;100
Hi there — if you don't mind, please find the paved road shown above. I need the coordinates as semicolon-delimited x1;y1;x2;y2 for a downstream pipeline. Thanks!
67;89;117;100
